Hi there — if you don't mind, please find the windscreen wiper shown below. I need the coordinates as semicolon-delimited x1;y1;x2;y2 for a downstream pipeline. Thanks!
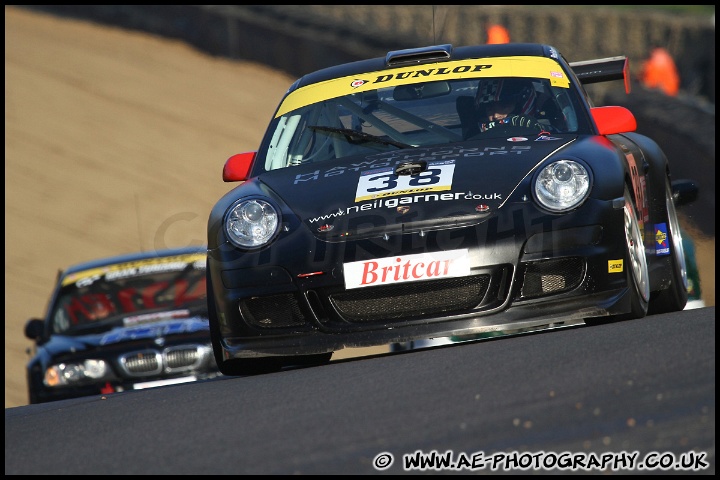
308;125;413;149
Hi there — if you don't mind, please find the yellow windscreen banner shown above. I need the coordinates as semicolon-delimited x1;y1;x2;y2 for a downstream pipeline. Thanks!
62;253;206;286
275;56;570;117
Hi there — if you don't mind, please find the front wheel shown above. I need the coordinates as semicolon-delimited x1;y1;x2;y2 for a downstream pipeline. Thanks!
206;267;332;376
648;176;688;313
587;185;649;325
217;353;333;376
619;185;650;320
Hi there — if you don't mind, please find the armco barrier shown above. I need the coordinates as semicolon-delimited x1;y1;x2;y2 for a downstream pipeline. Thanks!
20;5;714;104
18;5;715;236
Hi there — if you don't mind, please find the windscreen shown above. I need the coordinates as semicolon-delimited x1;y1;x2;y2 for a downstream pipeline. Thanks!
256;56;589;173
50;253;207;335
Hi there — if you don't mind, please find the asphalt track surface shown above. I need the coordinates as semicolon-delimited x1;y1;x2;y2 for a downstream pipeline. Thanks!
5;307;715;475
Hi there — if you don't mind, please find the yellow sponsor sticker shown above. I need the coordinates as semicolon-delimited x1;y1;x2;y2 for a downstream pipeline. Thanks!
608;259;624;273
62;253;206;287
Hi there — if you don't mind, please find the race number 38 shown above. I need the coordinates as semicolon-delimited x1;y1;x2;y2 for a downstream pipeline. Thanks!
355;160;455;202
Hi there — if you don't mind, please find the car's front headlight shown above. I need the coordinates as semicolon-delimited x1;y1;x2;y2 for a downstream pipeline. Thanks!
224;199;280;248
44;360;112;387
534;160;591;212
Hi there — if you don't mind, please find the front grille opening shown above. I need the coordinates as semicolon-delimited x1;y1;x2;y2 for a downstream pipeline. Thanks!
240;293;307;328
330;275;490;323
121;351;162;376
164;345;206;372
519;257;585;300
119;345;212;377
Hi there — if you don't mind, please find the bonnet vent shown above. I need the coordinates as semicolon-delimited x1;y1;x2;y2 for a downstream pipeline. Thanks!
385;44;453;67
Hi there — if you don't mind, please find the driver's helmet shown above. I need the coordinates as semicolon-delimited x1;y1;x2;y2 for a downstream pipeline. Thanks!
85;294;114;321
475;78;537;115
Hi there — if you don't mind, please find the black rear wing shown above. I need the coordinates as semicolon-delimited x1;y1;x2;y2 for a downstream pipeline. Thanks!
569;56;631;93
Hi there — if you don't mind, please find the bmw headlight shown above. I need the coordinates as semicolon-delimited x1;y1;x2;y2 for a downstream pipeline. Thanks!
44;360;111;387
534;160;590;212
225;199;279;248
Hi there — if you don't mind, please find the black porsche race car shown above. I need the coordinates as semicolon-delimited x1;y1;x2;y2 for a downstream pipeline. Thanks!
206;43;698;376
24;246;220;404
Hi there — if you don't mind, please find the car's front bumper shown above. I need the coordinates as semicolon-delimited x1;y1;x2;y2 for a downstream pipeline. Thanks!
28;369;222;404
209;197;636;359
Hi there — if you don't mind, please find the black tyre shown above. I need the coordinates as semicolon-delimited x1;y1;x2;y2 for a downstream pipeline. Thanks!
206;269;231;372
206;266;332;376
278;352;333;370
619;185;650;319
206;271;282;376
217;353;332;377
648;176;689;314
218;357;283;376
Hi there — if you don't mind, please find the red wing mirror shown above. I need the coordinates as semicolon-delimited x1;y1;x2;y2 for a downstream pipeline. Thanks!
590;106;637;135
222;152;257;182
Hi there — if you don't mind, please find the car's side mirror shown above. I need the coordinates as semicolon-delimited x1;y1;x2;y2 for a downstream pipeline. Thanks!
222;152;257;182
671;179;699;207
590;106;637;135
24;319;45;342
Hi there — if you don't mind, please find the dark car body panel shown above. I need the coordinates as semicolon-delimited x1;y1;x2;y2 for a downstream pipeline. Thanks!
206;43;694;371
